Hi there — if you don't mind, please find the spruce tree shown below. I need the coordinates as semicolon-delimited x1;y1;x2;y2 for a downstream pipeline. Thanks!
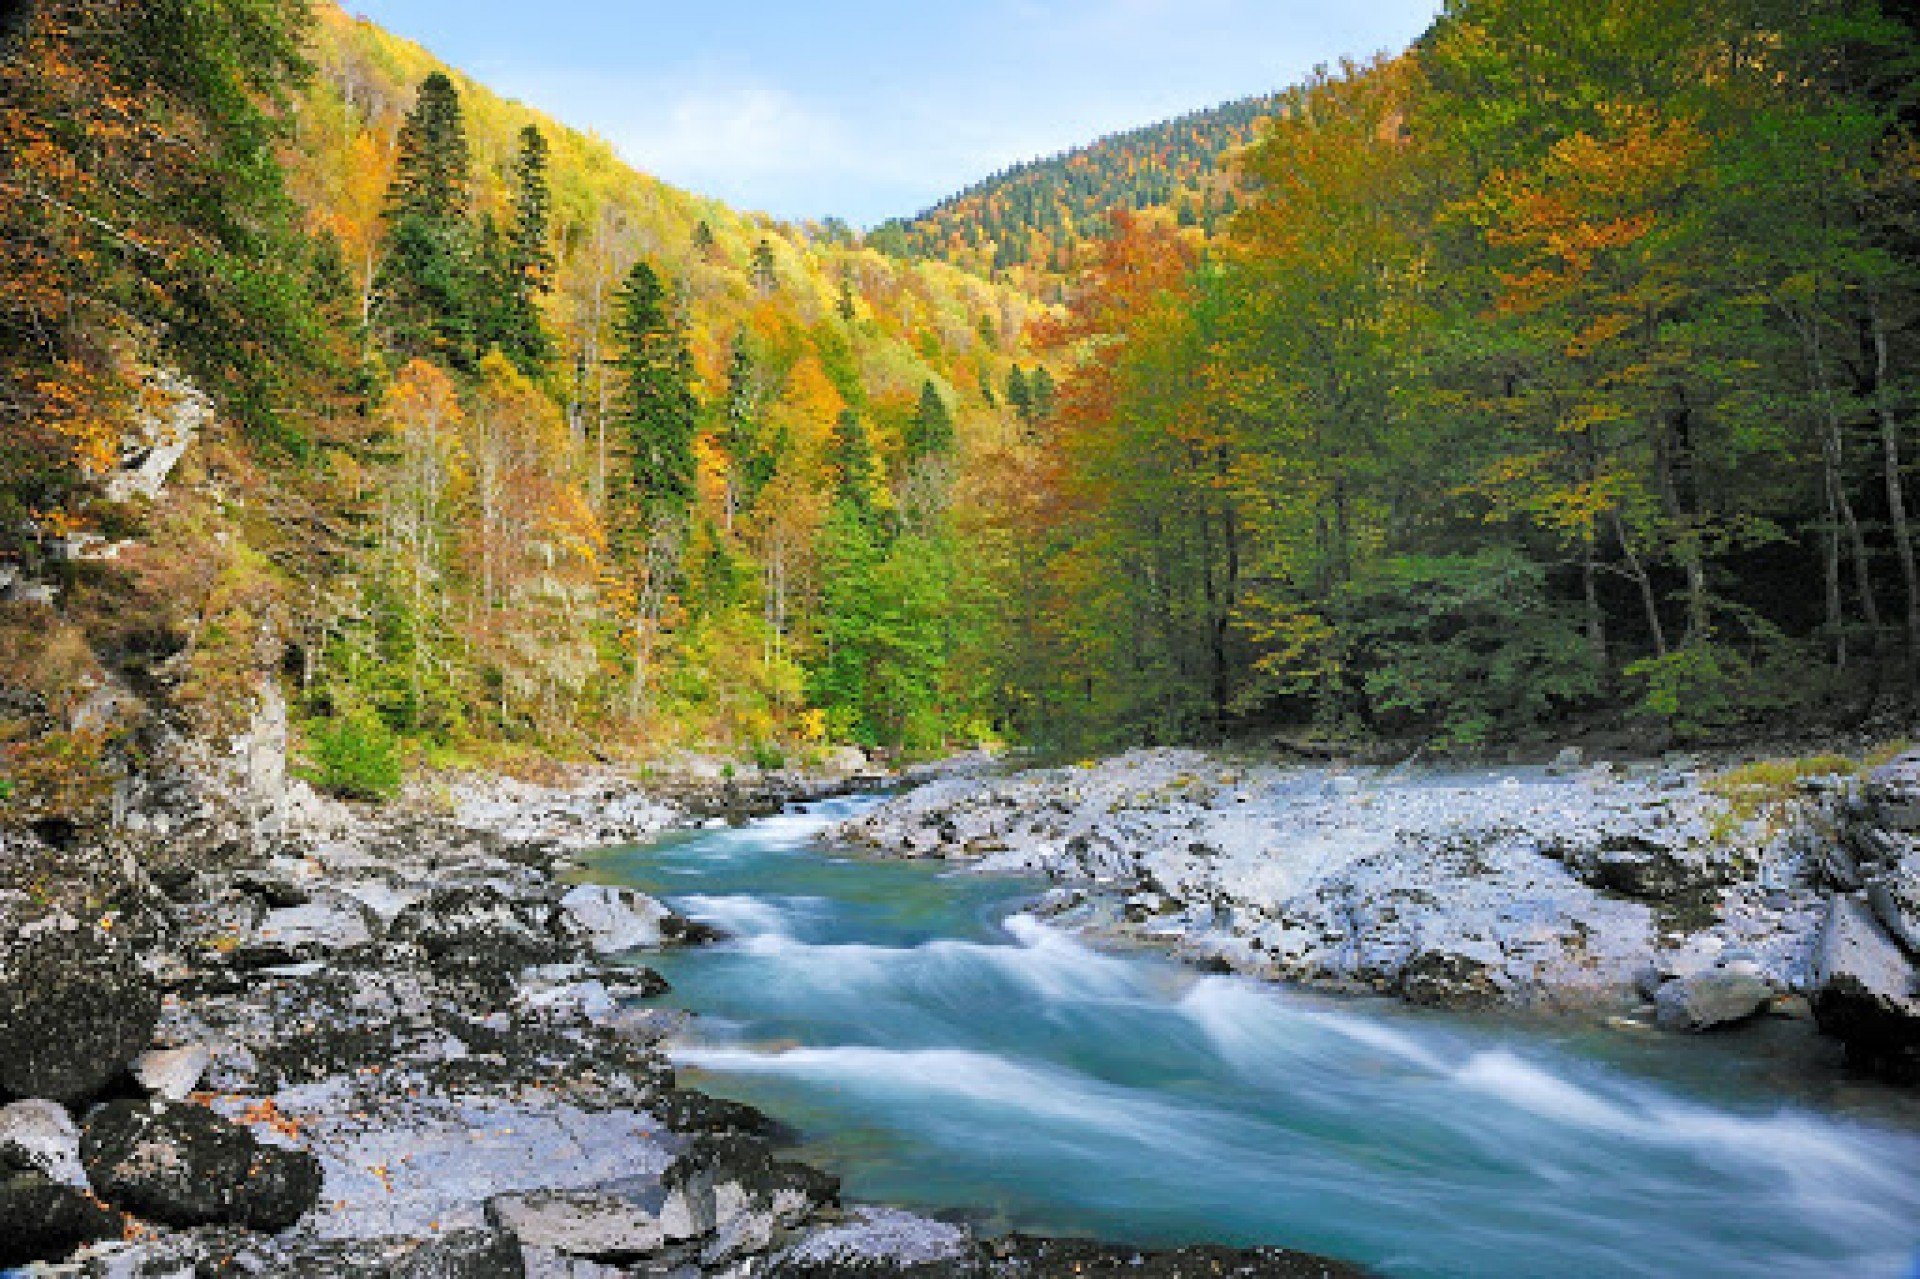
906;381;955;463
828;408;880;520
378;72;478;368
751;239;778;295
1006;364;1033;423
499;124;556;375
609;260;698;522
1030;365;1058;423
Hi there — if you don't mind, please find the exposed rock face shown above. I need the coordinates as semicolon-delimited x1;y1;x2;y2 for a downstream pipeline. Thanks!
0;1170;122;1268
80;1098;323;1231
390;884;573;973
486;1189;667;1260
0;919;161;1103
1653;966;1773;1032
835;750;1808;1016
1812;895;1920;1081
557;883;675;956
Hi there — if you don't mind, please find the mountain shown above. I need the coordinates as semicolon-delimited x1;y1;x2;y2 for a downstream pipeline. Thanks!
872;93;1284;298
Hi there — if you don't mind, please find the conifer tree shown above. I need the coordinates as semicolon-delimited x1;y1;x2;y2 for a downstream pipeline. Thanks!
378;71;478;367
496;124;556;375
906;381;956;463
692;219;717;258
608;259;698;521
1006;364;1033;423
751;239;778;295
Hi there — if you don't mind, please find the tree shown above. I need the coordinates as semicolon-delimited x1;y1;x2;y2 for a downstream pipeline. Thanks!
906;381;956;464
751;239;778;296
378;71;478;367
608;259;697;520
484;124;556;376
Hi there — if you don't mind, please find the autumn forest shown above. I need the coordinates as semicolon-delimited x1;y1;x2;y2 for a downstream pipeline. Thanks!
4;0;1920;814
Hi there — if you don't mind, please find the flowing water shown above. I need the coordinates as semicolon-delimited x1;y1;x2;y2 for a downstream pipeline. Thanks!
588;794;1920;1279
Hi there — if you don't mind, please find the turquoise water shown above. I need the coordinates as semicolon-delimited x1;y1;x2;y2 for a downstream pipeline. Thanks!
588;795;1920;1279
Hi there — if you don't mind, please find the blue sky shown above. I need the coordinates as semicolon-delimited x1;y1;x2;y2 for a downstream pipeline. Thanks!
344;1;1445;226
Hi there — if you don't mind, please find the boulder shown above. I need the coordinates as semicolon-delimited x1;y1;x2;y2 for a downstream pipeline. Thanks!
486;1190;666;1260
390;884;572;973
237;894;376;966
659;1134;836;1261
1811;894;1920;1080
395;1229;528;1279
0;921;161;1103
0;1170;121;1268
1584;836;1714;900
1399;945;1504;1008
1866;853;1920;957
1654;967;1772;1032
1864;752;1920;833
132;1044;211;1101
81;1098;322;1231
557;884;673;956
0;1099;86;1187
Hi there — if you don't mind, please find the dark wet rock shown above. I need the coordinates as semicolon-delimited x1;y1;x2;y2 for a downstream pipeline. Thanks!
1811;895;1920;1081
390;884;572;973
80;1097;322;1230
234;862;316;909
651;1088;792;1139
660;1133;838;1262
1653;967;1772;1031
0;1169;122;1268
486;1189;666;1260
1399;945;1503;1008
1581;835;1716;900
0;921;161;1103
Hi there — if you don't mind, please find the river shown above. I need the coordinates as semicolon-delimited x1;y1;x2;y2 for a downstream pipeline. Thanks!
585;793;1920;1278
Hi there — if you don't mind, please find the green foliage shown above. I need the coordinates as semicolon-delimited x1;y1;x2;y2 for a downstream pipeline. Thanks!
609;259;698;521
307;708;404;801
378;72;480;366
1340;552;1600;749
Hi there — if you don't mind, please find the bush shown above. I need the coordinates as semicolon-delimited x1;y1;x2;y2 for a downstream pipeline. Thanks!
307;709;403;801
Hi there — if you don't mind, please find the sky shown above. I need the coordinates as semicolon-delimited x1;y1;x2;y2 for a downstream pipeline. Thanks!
343;1;1446;227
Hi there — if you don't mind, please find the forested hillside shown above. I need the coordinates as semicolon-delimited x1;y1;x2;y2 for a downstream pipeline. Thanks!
0;0;1058;823
985;0;1920;751
873;94;1281;297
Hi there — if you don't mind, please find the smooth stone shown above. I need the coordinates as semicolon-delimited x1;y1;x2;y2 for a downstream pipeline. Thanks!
0;1099;87;1188
131;1044;211;1102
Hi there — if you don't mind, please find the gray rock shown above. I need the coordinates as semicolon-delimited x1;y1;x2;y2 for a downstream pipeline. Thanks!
1866;853;1920;957
1865;753;1920;832
390;884;572;973
486;1190;666;1259
240;895;376;966
393;1229;527;1279
557;884;672;956
0;1099;87;1188
132;1044;211;1101
1654;968;1772;1031
777;1206;972;1272
81;1099;322;1231
1586;836;1716;900
1548;746;1585;776
1811;894;1920;1079
0;922;161;1103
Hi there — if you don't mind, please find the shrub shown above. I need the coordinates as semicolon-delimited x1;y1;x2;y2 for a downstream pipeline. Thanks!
307;709;403;801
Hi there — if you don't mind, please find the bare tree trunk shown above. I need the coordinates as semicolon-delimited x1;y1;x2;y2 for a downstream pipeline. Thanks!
1611;509;1668;659
1871;297;1920;678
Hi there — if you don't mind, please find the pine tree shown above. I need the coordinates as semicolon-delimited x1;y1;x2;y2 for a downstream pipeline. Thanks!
497;124;556;375
751;239;778;296
692;219;717;258
837;275;858;323
722;334;778;516
378;72;479;368
1029;366;1057;422
906;381;955;463
608;259;698;522
828;408;881;519
1006;364;1033;423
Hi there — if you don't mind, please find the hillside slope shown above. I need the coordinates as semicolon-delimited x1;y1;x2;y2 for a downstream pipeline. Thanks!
874;93;1283;298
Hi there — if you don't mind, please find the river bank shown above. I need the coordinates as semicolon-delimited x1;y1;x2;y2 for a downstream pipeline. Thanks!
0;757;1364;1277
834;747;1920;1082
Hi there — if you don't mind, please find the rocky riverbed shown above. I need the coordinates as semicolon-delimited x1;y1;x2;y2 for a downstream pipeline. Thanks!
835;748;1920;1082
0;753;1364;1278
